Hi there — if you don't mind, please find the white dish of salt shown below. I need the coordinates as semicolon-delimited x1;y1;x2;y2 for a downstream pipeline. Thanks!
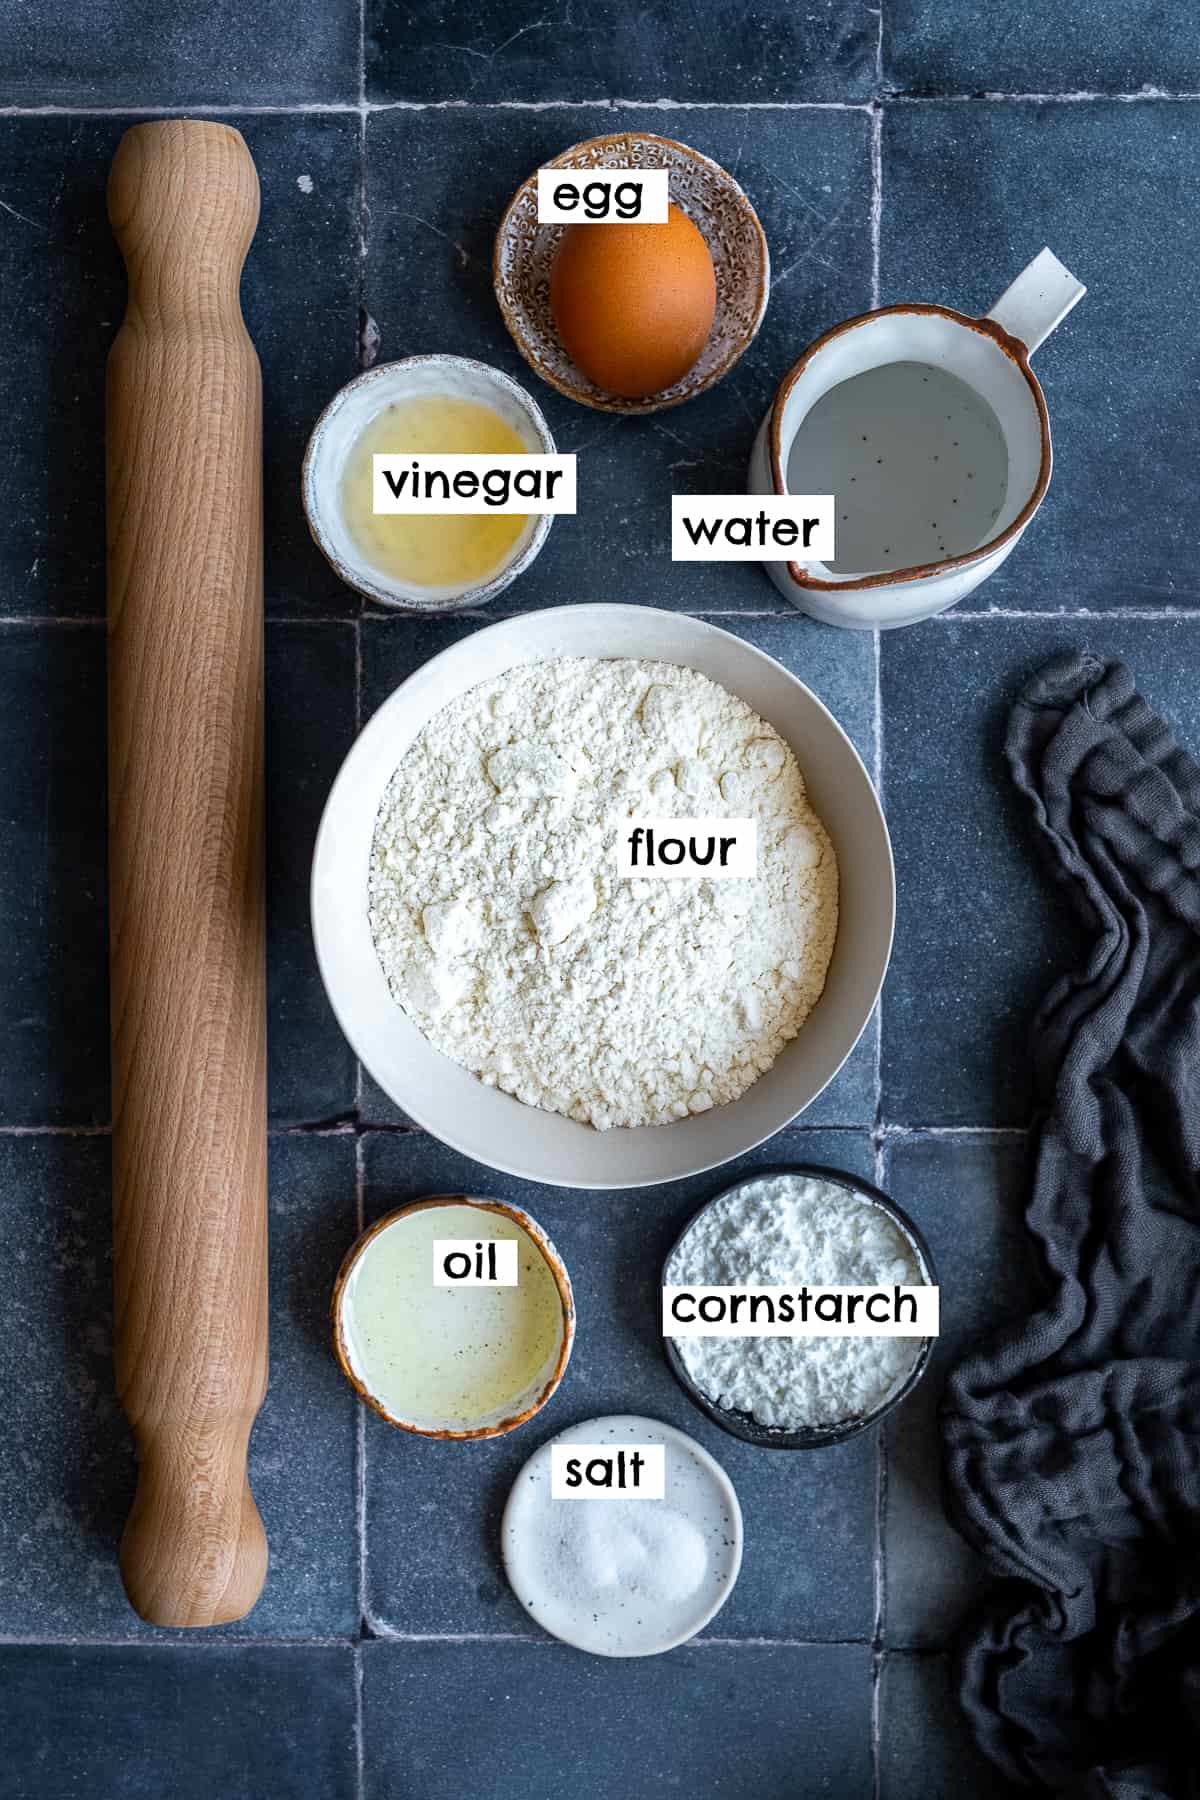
501;1414;742;1657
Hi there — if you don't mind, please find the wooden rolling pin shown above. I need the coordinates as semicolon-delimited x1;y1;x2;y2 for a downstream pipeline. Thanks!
106;120;268;1626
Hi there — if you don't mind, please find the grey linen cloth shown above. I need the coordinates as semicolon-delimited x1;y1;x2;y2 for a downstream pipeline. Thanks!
941;651;1200;1799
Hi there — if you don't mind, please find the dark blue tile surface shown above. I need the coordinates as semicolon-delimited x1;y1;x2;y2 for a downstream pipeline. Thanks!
363;104;873;614
879;1653;1020;1798
266;623;358;1124
881;101;1200;612
0;1132;359;1638
366;4;878;103
0;1645;356;1800
0;4;358;105
246;1133;361;1638
880;1134;1037;1649
0;627;109;1125
363;1639;873;1799
360;1126;879;1641
237;117;364;619
880;615;1200;1125
0;122;121;621
885;2;1200;97
0;116;360;623
5;2;1199;1789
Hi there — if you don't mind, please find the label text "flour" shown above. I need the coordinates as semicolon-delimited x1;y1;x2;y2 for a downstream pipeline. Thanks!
616;818;757;880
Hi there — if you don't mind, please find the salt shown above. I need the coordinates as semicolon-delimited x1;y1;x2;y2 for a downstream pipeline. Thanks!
501;1416;742;1657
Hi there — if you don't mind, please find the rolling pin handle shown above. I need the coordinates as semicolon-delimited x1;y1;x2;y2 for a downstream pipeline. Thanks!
120;1422;268;1628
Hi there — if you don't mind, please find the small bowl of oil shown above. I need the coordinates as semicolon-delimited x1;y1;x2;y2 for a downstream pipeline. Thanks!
303;354;557;612
331;1194;575;1439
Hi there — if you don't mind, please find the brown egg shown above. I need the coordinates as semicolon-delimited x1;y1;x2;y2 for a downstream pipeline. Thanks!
549;202;717;400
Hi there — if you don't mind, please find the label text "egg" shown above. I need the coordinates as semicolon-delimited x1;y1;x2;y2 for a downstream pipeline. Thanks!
537;167;669;223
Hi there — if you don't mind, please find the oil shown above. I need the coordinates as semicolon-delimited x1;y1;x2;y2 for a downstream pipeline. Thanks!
340;1204;565;1430
341;394;529;589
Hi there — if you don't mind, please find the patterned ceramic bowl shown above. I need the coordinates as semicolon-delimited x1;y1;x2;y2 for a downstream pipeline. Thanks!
493;132;770;415
331;1194;575;1440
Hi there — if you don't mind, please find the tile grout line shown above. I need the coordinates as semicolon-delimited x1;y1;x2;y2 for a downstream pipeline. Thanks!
354;1645;366;1796
0;616;108;628
357;1627;879;1646
868;106;882;311
348;60;370;1147
15;605;1200;626
0;102;361;116
340;604;1200;621
354;609;365;734
273;1120;358;1135
3;92;1200;119
0;1123;112;1136
355;0;370;344
868;56;885;1169
352;532;367;1130
0;1628;892;1648
0;615;361;627
403;603;1200;621
353;1131;368;1789
353;4;368;1789
354;1132;367;1558
0;99;873;118
880;1122;1027;1137
871;1460;888;1799
919;605;1200;621
869;20;886;1782
675;604;1200;620
0;1633;358;1648
884;88;1200;104
0;1119;1032;1136
691;1635;876;1649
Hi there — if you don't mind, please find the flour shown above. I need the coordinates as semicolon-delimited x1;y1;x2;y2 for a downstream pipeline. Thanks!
666;1172;925;1428
368;657;838;1131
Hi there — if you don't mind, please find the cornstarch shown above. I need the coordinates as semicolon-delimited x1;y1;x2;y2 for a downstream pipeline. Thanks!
666;1172;925;1428
368;657;838;1131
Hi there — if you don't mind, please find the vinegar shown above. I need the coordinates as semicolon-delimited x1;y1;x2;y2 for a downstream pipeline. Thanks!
341;393;529;589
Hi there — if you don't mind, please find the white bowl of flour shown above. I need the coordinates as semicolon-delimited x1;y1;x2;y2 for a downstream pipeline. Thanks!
311;605;893;1188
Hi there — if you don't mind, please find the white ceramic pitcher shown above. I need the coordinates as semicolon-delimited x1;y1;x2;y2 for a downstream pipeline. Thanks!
748;248;1085;629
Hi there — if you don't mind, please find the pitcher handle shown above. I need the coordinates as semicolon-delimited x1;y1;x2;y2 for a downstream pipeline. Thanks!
986;248;1085;356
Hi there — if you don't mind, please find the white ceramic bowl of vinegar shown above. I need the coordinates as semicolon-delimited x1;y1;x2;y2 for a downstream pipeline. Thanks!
302;354;556;612
311;605;894;1190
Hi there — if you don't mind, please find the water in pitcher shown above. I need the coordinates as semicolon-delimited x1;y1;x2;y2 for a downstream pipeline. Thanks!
787;361;1009;576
